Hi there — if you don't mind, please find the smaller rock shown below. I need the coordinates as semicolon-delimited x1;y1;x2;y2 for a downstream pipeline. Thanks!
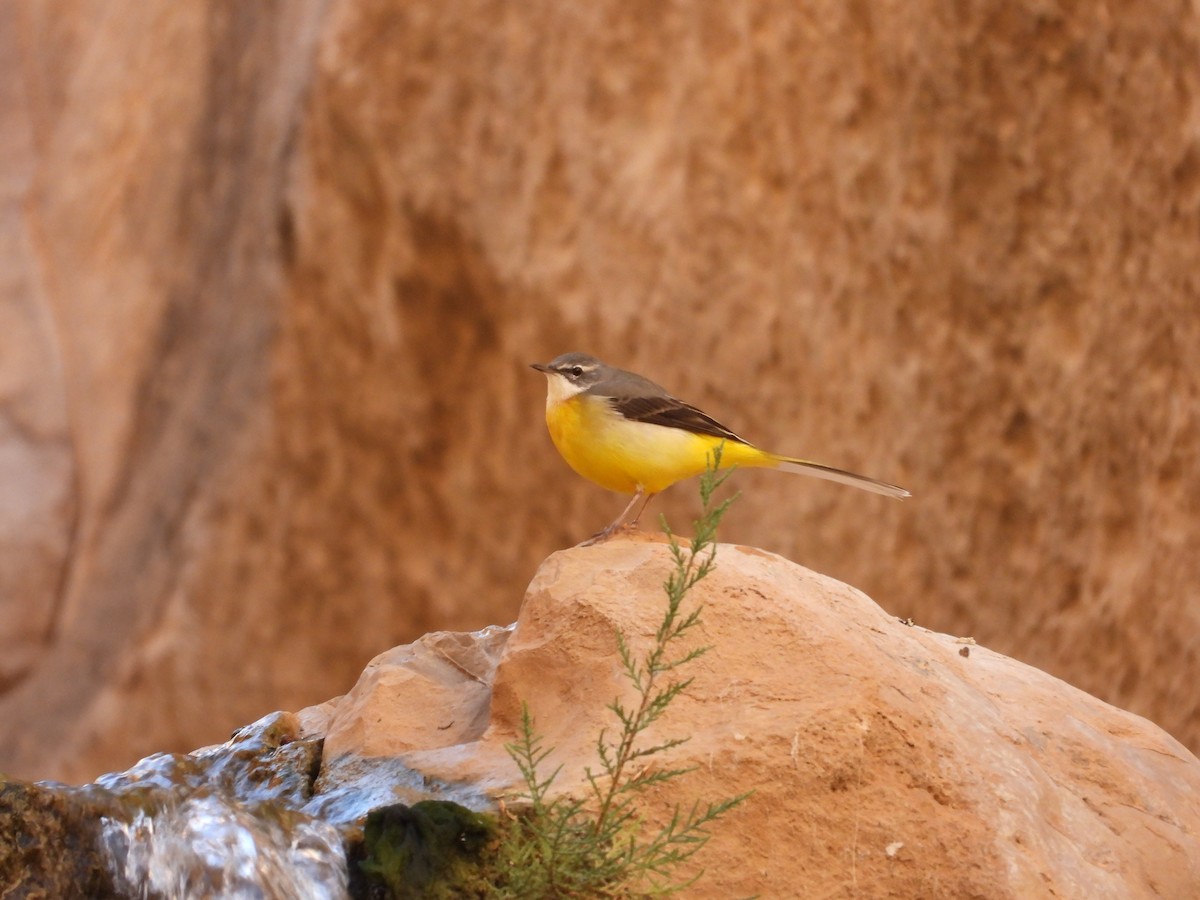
323;626;513;760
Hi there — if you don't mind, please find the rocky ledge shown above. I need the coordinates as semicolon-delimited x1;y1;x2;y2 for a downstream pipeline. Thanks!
4;536;1199;897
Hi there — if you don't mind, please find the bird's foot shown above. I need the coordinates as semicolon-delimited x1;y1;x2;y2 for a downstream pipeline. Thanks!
577;520;640;547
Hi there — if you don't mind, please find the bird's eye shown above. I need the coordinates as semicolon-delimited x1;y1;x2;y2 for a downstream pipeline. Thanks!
570;366;584;378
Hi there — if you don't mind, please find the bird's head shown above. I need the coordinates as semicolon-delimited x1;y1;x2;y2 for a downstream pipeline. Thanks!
530;352;607;403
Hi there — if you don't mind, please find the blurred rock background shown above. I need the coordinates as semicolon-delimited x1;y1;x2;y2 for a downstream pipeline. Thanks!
1;0;1196;783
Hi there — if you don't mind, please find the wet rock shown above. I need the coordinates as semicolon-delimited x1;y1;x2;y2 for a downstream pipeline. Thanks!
97;712;345;898
0;778;121;899
96;711;323;808
2;711;346;900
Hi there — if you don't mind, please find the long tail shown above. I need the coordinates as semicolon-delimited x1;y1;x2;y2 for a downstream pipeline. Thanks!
772;455;910;499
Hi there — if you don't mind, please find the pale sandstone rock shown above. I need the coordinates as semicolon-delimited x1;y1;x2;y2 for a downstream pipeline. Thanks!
315;538;1200;898
322;626;511;758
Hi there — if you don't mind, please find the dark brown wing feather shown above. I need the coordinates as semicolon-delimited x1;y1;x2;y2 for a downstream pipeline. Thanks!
611;395;749;443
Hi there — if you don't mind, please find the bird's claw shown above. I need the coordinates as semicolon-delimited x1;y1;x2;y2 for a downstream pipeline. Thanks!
577;521;640;547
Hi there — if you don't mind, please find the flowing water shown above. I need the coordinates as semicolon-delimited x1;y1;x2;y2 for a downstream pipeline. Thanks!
101;792;346;899
58;711;349;899
28;708;498;898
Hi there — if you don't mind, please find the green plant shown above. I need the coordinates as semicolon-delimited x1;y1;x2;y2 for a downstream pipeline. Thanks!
498;446;749;897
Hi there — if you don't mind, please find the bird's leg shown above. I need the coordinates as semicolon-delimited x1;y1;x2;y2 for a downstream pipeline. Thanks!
625;489;654;530
579;487;652;547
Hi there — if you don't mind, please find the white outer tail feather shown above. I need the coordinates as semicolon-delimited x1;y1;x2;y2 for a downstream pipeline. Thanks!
774;459;911;499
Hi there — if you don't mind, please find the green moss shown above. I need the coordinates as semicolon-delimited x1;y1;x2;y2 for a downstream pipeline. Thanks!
353;800;499;899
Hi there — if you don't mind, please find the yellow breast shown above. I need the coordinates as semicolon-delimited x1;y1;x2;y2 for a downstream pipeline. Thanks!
544;394;771;494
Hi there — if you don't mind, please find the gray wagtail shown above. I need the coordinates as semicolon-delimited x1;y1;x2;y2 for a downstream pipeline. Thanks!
531;352;909;544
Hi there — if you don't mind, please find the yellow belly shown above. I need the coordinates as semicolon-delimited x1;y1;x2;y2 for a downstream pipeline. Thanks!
545;395;773;494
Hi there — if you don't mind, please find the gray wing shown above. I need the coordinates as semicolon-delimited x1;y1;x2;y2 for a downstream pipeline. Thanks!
609;395;749;443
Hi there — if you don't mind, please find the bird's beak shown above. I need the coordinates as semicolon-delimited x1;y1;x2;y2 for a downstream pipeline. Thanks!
530;362;551;373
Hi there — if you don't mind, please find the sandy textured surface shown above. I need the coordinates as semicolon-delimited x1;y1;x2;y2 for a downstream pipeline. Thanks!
1;2;1197;780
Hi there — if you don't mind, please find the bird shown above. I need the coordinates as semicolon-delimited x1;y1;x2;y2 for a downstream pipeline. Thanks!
530;352;909;544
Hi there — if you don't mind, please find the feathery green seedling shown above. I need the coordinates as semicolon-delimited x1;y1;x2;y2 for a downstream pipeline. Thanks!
498;445;750;897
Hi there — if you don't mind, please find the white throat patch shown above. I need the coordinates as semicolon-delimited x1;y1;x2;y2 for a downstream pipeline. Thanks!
542;372;589;409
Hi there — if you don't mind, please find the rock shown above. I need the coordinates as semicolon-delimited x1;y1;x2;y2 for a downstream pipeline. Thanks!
0;1;351;783
323;627;513;760
0;779;122;899
0;2;77;703
315;537;1200;898
4;541;1198;896
2;0;1200;786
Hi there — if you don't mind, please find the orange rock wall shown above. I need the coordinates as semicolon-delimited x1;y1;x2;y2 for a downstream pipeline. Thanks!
1;0;1198;781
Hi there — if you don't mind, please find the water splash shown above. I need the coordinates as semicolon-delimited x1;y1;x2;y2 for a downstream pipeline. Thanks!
81;711;349;899
102;793;345;899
